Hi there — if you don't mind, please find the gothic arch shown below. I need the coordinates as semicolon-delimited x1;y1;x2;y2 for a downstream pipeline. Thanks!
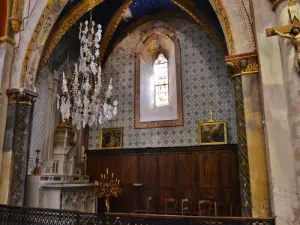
10;0;254;90
6;0;265;217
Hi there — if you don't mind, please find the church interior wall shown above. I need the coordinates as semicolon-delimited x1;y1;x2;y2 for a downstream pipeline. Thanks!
88;18;237;149
251;0;300;223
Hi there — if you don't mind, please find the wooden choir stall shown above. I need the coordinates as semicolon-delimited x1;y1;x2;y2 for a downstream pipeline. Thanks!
86;144;241;217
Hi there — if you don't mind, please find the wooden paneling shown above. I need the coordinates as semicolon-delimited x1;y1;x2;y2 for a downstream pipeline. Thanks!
120;155;138;183
158;155;176;188
141;155;158;186
177;153;196;188
198;152;219;186
86;145;240;215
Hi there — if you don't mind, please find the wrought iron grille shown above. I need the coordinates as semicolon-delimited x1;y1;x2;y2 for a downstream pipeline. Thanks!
0;204;275;225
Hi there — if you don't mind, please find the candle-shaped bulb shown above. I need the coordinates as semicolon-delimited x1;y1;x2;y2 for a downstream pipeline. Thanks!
101;174;103;179
74;132;77;142
104;174;106;179
106;168;108;174
118;179;120;184
112;173;114;178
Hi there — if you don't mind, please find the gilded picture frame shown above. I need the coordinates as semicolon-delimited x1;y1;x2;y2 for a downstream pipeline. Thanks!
99;127;123;149
197;120;227;145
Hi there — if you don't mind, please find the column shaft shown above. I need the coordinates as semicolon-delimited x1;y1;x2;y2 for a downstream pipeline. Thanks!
1;89;37;206
226;52;271;217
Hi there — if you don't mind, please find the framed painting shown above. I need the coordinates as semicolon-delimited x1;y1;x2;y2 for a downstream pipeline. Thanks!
198;121;227;145
99;127;123;149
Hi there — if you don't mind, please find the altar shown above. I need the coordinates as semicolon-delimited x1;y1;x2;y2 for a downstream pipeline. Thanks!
25;120;96;213
25;174;96;212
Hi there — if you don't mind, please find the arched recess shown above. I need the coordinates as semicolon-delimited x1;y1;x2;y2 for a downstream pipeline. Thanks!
12;0;256;90
10;0;105;89
135;30;183;129
9;0;267;217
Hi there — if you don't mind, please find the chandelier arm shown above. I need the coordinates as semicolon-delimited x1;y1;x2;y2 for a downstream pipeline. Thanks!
57;8;117;130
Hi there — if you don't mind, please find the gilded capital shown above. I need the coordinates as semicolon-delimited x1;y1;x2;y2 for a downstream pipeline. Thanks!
225;52;259;80
9;0;24;32
270;0;288;11
7;88;38;105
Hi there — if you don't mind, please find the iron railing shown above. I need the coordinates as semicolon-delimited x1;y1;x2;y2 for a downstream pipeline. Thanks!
0;204;275;225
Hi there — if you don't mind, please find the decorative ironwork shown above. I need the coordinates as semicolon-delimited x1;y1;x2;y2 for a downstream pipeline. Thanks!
0;204;275;225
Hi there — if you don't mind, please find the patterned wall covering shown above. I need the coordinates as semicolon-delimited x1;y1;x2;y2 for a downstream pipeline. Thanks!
89;18;237;149
29;68;51;169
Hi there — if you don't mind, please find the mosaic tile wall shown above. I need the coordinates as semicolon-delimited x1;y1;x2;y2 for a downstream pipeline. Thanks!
29;68;50;163
89;18;237;149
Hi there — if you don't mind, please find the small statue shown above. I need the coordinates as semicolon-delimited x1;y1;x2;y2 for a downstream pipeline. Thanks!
273;26;300;71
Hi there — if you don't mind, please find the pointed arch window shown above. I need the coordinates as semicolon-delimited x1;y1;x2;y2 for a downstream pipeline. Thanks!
154;53;169;107
135;31;183;129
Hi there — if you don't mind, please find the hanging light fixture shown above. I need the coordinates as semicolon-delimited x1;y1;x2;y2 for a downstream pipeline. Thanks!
57;1;118;129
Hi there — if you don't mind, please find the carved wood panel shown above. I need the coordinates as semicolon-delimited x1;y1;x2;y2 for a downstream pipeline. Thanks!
86;145;240;215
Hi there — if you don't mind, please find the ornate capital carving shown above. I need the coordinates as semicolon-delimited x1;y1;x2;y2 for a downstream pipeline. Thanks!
10;0;24;32
7;88;38;105
270;0;288;11
225;52;259;80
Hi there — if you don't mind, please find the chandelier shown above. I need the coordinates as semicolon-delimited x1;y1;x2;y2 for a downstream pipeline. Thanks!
57;14;118;130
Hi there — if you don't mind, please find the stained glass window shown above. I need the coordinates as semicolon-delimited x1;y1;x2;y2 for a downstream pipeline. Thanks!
153;53;169;107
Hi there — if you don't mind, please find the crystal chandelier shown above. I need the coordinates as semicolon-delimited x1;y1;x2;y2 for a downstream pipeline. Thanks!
57;12;117;130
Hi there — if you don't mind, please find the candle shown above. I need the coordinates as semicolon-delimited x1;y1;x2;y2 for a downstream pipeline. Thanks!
118;179;120;184
63;130;67;148
106;168;108;174
112;173;114;178
74;132;77;142
101;174;103;179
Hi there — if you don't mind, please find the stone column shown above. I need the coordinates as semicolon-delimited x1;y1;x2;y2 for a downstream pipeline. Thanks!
0;89;37;206
0;40;15;204
225;52;271;217
271;0;300;223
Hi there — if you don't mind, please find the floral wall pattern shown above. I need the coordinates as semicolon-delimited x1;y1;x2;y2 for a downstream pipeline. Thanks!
89;18;237;149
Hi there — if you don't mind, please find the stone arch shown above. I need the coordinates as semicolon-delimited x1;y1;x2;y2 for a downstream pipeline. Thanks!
10;0;105;89
208;0;255;53
4;0;266;215
10;0;254;90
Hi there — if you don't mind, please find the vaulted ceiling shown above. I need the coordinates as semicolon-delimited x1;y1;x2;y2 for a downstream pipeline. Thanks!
49;0;223;69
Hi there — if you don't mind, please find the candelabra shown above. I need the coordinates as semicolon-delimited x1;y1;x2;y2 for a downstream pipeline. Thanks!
33;149;40;175
94;168;122;212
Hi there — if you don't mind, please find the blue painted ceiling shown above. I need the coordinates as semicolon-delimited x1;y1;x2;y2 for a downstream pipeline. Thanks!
54;0;222;65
